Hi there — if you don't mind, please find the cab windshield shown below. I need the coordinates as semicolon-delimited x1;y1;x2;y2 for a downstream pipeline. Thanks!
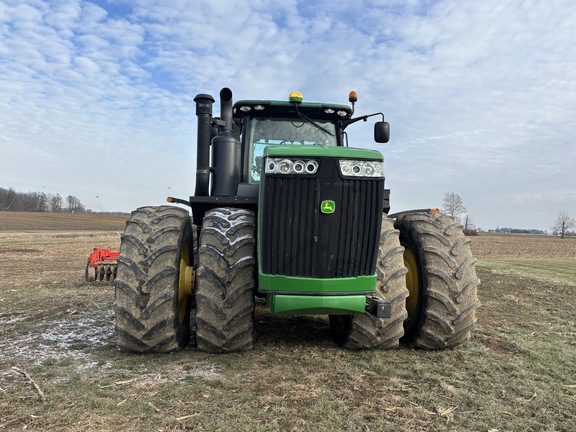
248;118;337;182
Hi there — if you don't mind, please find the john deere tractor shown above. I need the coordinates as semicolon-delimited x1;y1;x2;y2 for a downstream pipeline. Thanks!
114;88;480;353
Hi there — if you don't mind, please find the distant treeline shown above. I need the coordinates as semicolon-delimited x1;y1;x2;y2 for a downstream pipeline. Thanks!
0;187;88;213
490;227;548;235
484;227;574;237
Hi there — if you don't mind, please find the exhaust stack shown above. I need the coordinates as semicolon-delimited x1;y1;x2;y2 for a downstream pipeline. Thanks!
193;93;215;197
219;87;233;131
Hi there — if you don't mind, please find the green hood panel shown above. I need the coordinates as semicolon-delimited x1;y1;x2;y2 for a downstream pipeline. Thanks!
264;145;383;160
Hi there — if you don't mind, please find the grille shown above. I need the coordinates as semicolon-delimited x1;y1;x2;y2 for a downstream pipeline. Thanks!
260;158;384;278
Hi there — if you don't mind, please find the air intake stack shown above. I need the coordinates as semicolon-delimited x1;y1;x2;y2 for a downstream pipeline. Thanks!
210;88;241;196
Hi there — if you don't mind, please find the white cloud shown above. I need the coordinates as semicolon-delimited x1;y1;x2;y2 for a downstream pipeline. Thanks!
0;0;575;230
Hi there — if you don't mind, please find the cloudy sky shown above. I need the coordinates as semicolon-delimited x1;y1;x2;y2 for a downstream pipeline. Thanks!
1;0;575;231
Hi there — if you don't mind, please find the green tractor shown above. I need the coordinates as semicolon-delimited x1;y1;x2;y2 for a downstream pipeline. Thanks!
114;88;480;353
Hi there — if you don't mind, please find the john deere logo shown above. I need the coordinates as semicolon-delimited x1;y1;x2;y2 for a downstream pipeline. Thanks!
321;200;336;214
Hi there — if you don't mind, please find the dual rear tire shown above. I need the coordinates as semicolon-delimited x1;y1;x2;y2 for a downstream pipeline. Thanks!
330;211;480;349
195;208;256;353
114;206;255;353
114;206;193;352
396;212;481;349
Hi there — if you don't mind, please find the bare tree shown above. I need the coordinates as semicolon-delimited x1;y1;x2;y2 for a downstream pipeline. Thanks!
463;214;477;235
66;195;85;213
36;192;48;212
0;187;18;210
552;210;575;239
49;194;63;212
442;192;467;224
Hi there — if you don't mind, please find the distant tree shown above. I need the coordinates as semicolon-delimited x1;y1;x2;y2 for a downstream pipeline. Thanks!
0;187;18;210
552;210;575;239
463;214;477;235
36;192;48;212
66;195;85;213
442;192;467;224
22;191;48;212
49;194;64;212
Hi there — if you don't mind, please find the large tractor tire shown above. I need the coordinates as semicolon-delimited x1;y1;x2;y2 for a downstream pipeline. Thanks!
330;216;409;349
195;207;256;353
114;206;194;353
395;211;480;349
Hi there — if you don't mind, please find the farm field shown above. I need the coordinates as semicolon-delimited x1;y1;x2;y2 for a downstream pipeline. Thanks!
1;213;575;431
0;211;128;231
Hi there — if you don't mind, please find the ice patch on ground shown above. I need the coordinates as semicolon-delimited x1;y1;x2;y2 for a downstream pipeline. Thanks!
0;309;116;369
0;309;221;382
41;312;114;348
0;315;27;325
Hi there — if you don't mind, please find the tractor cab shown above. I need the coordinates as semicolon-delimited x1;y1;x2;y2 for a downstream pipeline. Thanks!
232;92;388;183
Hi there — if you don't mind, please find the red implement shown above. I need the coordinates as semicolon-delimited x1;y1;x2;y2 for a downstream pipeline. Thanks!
85;247;119;282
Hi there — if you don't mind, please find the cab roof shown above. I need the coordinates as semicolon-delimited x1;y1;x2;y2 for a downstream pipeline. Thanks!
232;100;353;121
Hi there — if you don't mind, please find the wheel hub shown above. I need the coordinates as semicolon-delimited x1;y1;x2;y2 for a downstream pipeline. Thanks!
402;244;419;320
178;241;195;323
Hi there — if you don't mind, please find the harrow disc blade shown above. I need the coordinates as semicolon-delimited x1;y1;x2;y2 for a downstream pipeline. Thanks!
105;265;113;282
85;262;96;282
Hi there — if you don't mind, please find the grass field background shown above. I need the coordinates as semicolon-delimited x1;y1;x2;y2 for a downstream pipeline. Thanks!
1;213;574;431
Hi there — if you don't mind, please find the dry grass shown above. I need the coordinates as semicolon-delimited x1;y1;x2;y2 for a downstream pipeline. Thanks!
0;214;575;431
472;234;576;288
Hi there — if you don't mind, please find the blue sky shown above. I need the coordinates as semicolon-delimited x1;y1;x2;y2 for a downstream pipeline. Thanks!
1;0;575;231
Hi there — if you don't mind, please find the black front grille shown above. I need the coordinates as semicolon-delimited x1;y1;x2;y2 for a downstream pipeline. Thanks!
260;158;384;278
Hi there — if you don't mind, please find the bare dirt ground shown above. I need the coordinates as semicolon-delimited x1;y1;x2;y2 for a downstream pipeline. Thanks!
471;233;576;259
1;213;575;431
0;211;128;232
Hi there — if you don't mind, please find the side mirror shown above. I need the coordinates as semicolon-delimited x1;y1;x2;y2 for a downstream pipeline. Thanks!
374;121;390;143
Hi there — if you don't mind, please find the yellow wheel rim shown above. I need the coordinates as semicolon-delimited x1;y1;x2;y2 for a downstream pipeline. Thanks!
403;244;419;320
177;241;195;323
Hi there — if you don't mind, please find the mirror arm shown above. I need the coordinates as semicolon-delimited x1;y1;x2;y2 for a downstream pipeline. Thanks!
342;112;385;129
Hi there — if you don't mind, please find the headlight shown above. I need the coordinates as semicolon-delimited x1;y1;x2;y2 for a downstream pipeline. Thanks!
339;160;384;178
265;158;319;175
